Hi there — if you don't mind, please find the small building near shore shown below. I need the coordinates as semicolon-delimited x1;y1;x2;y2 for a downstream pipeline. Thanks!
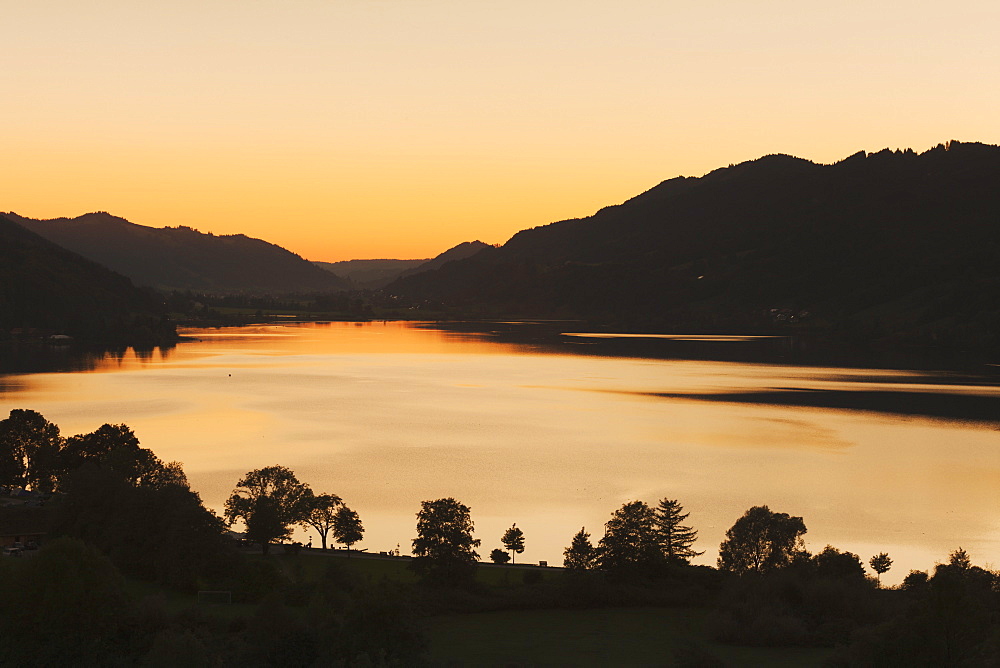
0;506;48;548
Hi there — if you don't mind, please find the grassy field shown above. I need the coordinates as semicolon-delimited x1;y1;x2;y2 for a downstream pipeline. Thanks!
425;607;834;667
253;549;564;587
115;551;834;665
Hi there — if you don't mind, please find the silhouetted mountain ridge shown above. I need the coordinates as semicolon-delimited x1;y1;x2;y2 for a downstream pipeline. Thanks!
0;214;175;344
395;241;491;279
8;212;349;295
389;141;1000;347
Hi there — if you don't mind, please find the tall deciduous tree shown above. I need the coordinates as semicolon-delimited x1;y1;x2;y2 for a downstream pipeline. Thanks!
0;409;63;492
300;492;342;550
62;423;186;489
61;423;139;469
717;505;807;575
563;527;597;571
597;501;662;574
501;524;525;564
411;497;480;585
224;466;311;554
653;498;702;564
333;505;364;554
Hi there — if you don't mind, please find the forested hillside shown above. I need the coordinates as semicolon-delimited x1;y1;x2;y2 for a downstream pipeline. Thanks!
8;212;349;295
0;214;175;345
389;142;1000;348
314;240;490;288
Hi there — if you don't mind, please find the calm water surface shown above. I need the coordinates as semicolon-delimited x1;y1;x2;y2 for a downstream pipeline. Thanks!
2;321;999;584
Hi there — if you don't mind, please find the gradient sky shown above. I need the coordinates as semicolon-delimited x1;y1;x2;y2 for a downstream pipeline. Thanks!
4;0;999;261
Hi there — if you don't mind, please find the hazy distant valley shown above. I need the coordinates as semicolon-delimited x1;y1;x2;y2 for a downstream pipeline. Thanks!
314;240;490;288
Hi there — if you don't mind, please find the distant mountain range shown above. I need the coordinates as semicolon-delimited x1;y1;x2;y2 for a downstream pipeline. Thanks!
6;212;350;295
313;258;429;288
0;213;175;345
388;141;1000;347
315;240;491;288
8;141;998;348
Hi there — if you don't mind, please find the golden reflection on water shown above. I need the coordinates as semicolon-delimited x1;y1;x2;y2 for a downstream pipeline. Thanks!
2;321;998;584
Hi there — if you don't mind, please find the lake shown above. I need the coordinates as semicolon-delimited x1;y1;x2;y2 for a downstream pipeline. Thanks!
2;321;998;583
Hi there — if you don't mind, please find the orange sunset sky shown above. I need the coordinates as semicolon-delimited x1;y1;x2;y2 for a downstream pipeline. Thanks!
4;0;999;262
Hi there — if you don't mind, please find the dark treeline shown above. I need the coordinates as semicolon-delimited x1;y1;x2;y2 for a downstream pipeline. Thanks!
556;500;1000;664
165;290;377;326
3;408;999;664
0;411;423;665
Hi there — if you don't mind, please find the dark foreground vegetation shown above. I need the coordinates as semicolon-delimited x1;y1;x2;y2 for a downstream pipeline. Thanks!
2;408;999;665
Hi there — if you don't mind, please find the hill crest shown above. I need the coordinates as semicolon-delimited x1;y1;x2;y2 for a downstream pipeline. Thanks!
7;212;349;295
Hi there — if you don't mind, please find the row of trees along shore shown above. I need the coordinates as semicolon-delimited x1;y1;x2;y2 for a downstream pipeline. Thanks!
0;407;937;587
5;407;1000;664
223;465;363;554
1;408;900;584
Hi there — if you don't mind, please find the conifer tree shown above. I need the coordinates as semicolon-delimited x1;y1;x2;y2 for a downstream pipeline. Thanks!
653;498;703;564
563;527;597;570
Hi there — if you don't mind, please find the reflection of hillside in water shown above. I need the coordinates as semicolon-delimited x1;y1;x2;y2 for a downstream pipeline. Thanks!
0;343;165;375
420;320;1000;424
418;320;1000;374
640;388;1000;427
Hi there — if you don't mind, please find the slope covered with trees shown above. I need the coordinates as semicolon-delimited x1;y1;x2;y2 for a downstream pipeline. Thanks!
314;240;490;288
0;214;176;345
389;142;1000;348
7;212;349;295
313;258;429;288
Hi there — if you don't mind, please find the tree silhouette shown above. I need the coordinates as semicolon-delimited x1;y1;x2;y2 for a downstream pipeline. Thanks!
901;569;929;591
0;409;63;492
653;498;702;564
812;545;865;579
60;422;186;489
411;497;480;585
949;547;972;569
717;505;807;575
332;505;364;555
61;423;139;469
501;524;525;564
51;464;233;590
490;548;510;564
300;492;342;550
223;466;311;554
869;552;893;586
597;501;662;574
563;527;597;571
